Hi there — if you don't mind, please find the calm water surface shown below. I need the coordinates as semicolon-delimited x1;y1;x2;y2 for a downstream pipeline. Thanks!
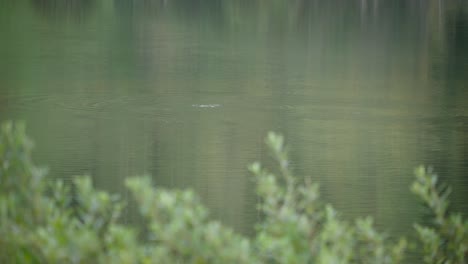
1;0;468;236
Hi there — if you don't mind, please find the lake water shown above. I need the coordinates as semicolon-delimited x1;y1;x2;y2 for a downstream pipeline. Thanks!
1;0;467;237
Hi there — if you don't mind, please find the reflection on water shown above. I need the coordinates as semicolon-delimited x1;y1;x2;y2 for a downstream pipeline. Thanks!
30;0;96;20
0;0;467;235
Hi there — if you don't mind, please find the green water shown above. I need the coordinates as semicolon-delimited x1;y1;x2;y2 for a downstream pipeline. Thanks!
1;0;467;236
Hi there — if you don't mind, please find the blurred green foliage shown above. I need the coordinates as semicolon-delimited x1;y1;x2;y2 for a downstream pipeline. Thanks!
412;167;468;264
250;132;406;264
0;121;466;263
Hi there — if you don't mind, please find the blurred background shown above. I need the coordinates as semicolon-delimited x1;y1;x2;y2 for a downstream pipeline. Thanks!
0;0;467;237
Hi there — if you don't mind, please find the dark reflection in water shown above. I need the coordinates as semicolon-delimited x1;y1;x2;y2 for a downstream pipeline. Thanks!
1;0;468;239
31;0;95;21
114;0;167;17
446;9;468;79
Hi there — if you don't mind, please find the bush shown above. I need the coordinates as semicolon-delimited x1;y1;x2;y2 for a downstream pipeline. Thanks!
0;122;466;263
412;167;468;264
249;132;406;264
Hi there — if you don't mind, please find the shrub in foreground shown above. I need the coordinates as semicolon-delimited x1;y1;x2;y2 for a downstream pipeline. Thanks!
0;122;466;263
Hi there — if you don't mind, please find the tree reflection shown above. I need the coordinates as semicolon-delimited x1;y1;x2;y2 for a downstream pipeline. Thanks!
447;8;468;79
30;0;95;21
114;0;167;17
